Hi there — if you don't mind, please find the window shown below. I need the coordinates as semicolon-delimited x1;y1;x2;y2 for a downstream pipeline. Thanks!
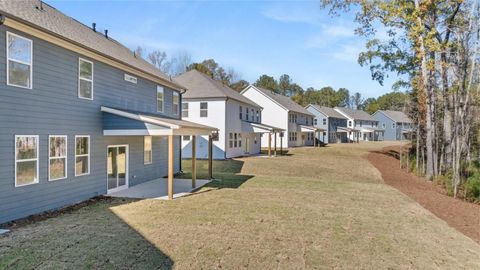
173;92;180;115
289;114;297;123
251;109;254;121
239;106;243;119
183;135;191;141
75;136;90;176
144;136;152;164
256;110;260;122
157;86;164;112
15;135;38;187
323;118;327;125
392;123;396;129
246;107;249;120
49;136;67;181
200;102;208;117
382;123;386;129
314;119;318;125
348;120;352;127
234;133;238;147
78;58;93;99
238;133;242;148
182;103;189;118
229;133;233;148
7;32;32;89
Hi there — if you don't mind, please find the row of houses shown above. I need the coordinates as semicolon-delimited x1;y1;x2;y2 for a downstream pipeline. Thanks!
0;1;412;224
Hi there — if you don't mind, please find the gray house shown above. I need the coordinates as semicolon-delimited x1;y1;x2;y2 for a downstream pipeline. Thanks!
305;105;348;143
334;107;384;141
372;110;413;140
0;1;216;224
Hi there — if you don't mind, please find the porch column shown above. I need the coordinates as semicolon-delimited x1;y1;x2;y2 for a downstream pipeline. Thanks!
268;133;272;157
191;135;196;189
314;131;317;147
280;133;283;155
274;133;277;156
208;134;213;180
168;134;174;200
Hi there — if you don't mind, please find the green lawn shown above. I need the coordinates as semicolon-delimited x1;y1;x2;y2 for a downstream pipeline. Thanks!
1;142;479;269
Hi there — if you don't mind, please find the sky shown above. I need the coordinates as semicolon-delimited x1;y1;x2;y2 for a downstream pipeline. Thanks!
47;0;398;99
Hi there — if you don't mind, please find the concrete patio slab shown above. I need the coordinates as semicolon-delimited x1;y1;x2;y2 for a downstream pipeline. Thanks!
107;178;210;200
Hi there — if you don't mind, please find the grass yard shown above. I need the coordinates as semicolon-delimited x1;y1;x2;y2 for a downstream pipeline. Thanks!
1;142;479;269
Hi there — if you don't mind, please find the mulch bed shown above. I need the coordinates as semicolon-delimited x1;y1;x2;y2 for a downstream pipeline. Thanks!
367;146;480;244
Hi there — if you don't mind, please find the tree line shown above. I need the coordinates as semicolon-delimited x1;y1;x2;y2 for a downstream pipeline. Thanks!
322;0;480;201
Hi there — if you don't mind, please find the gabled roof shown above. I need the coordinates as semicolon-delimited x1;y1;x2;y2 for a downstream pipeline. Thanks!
0;0;184;90
334;107;376;121
375;110;412;123
243;85;313;116
174;70;261;108
307;105;347;119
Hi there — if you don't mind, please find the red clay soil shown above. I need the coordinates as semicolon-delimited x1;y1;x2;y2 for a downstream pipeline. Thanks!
367;146;480;244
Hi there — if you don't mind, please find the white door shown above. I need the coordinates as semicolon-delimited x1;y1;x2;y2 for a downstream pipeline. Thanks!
107;145;128;193
244;137;250;154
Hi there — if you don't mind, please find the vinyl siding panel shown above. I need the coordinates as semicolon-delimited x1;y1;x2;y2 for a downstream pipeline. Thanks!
0;26;180;224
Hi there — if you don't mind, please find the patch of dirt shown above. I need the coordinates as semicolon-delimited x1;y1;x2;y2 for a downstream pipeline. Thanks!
367;146;480;244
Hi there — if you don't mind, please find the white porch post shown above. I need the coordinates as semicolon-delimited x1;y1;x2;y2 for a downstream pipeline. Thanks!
168;134;174;200
268;133;272;157
274;133;277;156
208;134;213;180
280;132;283;155
191;135;196;189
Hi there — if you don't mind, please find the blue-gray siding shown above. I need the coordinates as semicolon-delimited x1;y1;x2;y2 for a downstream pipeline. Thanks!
0;26;181;224
306;107;347;143
373;112;411;140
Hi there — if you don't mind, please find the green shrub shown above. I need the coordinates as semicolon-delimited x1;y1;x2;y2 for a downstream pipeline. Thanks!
434;171;454;196
464;173;480;202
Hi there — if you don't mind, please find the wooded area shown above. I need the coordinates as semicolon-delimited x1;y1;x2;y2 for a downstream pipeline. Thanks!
322;0;480;200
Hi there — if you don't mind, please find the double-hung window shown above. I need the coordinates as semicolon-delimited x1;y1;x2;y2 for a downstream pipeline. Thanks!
323;118;327;125
144;136;152;165
75;136;90;176
173;92;179;115
49;136;67;181
78;58;93;99
157;86;164;112
251;109;254;121
15;135;38;187
256;110;260;122
7;32;33;89
200;102;208;117
246;108;249;120
182;102;189;118
239;106;243;119
229;133;233;148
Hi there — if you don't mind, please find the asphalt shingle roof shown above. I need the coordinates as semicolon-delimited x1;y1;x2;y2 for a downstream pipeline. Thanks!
174;70;261;108
335;107;376;121
0;0;183;90
377;110;412;123
308;105;347;119
252;86;313;115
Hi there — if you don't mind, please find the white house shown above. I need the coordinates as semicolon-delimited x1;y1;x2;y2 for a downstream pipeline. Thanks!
175;70;282;159
241;85;318;149
334;107;384;141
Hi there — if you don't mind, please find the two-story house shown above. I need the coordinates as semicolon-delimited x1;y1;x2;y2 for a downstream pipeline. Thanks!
334;107;384;141
175;70;281;159
305;105;348;143
372;110;413;140
241;85;318;149
0;1;217;224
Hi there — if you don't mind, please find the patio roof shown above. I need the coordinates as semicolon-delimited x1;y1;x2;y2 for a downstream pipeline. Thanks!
337;126;361;133
241;121;284;133
299;125;325;132
101;106;218;136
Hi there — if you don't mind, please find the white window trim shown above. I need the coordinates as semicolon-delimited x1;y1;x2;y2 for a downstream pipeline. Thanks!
157;86;164;113
144;136;153;165
78;58;94;100
181;102;189;118
14;135;39;187
75;135;90;176
172;91;179;115
48;135;68;181
6;32;33;90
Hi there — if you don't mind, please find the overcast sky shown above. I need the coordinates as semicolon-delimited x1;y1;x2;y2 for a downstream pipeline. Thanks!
48;0;398;98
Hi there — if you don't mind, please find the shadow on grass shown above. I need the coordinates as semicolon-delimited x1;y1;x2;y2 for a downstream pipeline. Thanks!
180;159;253;189
0;197;174;269
260;149;293;156
370;149;401;160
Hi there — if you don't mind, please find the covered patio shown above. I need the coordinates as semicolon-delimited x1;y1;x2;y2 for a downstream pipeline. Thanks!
360;127;385;141
299;125;325;147
102;106;218;200
337;127;361;143
241;121;285;157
